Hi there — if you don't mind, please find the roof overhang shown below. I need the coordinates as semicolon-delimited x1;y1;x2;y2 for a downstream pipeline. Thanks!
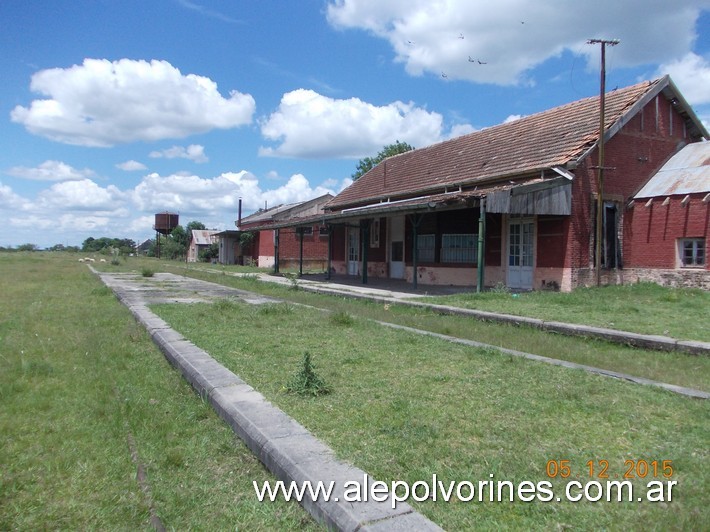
249;175;572;231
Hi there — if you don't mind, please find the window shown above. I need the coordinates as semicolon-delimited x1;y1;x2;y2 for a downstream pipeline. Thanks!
370;219;380;248
441;234;477;263
417;234;436;262
318;225;329;237
297;226;313;236
680;238;705;267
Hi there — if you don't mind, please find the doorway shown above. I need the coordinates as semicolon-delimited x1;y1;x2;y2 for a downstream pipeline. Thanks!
347;228;359;276
389;216;405;278
507;218;534;290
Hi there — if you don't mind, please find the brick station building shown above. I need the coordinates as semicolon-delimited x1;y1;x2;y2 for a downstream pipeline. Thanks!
305;76;708;291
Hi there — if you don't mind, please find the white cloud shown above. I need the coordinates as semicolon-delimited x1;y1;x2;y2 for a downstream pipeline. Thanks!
0;166;343;247
447;123;477;138
130;170;336;214
149;144;209;163
327;0;707;85
6;160;96;181
259;89;458;158
11;58;255;147
655;52;710;106
36;179;127;211
0;181;31;210
116;160;147;171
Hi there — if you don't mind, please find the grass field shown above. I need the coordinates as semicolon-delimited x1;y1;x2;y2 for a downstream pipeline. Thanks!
6;251;707;530
150;262;710;393
153;296;709;530
0;252;316;530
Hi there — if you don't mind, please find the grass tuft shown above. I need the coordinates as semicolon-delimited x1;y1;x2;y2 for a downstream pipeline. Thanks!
329;310;354;326
285;352;331;397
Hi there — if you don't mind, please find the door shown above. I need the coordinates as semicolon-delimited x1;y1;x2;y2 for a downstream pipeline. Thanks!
389;216;405;278
507;219;534;290
347;228;359;275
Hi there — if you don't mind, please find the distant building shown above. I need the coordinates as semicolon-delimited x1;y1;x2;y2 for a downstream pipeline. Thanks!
136;238;154;255
238;194;334;270
187;230;219;262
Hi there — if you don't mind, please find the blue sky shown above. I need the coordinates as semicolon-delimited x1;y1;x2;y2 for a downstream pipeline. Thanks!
1;0;709;248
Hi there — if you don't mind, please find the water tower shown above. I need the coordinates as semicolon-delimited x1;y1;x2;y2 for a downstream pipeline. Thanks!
153;212;179;258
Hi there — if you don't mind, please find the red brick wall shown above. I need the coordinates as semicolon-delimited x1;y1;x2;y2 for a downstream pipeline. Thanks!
626;195;709;269
276;227;330;261
537;216;569;268
566;93;695;281
257;229;274;257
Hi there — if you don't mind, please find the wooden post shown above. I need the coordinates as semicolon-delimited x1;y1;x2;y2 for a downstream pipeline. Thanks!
477;199;486;292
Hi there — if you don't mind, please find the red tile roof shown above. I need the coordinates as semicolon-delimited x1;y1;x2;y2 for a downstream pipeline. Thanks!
328;78;663;210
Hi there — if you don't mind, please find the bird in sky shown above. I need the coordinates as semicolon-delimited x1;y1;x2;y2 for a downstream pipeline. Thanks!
458;33;464;39
441;72;448;78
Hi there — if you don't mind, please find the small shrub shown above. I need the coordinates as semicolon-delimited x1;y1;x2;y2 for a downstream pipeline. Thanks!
329;310;354;326
141;267;154;277
213;298;238;312
285;352;331;397
489;282;510;294
283;272;300;290
258;303;294;316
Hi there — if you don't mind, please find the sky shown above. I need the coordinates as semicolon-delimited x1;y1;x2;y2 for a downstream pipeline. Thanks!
1;0;709;249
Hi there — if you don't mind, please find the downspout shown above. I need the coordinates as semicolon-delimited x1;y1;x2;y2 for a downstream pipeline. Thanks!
477;198;486;292
326;225;332;280
299;228;304;275
410;214;424;290
361;220;369;285
274;228;280;274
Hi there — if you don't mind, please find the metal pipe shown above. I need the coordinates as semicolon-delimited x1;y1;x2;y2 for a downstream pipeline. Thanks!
477;199;486;292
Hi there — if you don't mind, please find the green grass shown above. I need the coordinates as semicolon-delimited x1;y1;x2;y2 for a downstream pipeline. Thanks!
421;283;710;342
129;262;710;393
0;252;317;530
152;296;710;530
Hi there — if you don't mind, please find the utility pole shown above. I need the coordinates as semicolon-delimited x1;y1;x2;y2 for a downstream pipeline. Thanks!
587;38;619;286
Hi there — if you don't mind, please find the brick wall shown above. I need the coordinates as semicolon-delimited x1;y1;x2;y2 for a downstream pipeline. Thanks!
566;93;698;288
626;195;709;269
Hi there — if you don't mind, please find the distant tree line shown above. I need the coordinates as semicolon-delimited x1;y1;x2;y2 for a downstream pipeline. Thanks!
82;237;137;255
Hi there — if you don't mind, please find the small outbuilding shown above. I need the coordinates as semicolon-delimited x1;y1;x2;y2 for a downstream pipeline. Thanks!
187;230;219;262
626;142;709;288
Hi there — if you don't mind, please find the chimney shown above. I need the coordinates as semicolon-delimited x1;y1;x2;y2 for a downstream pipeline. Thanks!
237;197;242;229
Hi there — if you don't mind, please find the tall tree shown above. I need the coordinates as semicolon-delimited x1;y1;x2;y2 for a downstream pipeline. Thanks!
351;140;414;181
186;221;206;232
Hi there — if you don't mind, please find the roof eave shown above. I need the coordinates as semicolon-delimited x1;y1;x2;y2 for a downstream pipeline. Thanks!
326;166;567;212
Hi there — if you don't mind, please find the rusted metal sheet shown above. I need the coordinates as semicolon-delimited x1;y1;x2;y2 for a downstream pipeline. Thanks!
487;182;572;215
635;142;710;198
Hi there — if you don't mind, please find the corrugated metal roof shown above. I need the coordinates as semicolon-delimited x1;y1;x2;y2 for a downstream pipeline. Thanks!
191;230;219;245
239;203;296;225
634;142;710;198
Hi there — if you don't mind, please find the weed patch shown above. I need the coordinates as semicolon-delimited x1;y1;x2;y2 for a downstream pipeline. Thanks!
285;352;331;397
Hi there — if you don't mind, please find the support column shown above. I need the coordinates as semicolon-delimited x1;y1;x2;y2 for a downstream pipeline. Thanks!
274;228;280;274
298;228;304;275
410;214;424;290
326;225;332;280
361;220;369;284
477;199;486;293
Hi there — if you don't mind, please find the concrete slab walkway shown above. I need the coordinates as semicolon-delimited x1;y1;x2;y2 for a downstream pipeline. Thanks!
94;270;442;531
212;270;709;357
